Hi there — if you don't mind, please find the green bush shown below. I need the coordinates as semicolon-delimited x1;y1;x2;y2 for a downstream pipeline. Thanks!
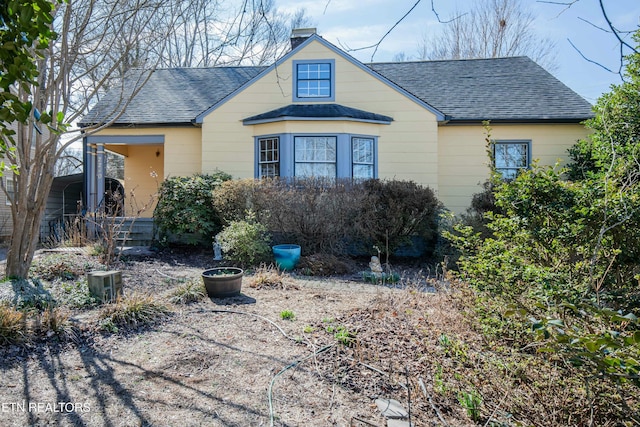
154;172;232;245
215;211;272;267
449;163;640;390
57;280;98;308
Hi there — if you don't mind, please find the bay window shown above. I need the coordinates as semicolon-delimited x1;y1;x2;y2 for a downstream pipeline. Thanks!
255;133;377;179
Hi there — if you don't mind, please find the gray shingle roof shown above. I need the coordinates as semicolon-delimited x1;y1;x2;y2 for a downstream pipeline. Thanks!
243;104;393;123
368;57;593;122
81;56;593;126
80;67;265;126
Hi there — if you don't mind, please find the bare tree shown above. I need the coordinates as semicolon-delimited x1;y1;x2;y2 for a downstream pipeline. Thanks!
54;147;83;176
418;0;557;70
0;0;304;279
540;0;639;76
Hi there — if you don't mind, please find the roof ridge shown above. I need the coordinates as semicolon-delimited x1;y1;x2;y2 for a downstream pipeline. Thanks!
368;56;530;66
127;65;268;72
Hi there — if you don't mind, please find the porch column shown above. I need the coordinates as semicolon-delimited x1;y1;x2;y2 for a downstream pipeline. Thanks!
83;140;106;213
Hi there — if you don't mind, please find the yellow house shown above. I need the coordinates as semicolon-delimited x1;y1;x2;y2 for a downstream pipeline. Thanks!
80;29;593;218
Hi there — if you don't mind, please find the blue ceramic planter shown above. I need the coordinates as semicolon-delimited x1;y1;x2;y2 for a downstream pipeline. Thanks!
272;244;301;271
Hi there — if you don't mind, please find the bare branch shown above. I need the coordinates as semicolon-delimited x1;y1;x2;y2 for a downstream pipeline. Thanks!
430;0;467;24
419;0;557;71
337;0;424;62
567;38;616;73
599;0;639;55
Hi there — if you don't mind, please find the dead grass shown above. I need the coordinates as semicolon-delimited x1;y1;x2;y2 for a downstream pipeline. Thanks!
0;250;637;426
0;303;26;345
98;292;171;330
247;264;299;290
167;278;207;304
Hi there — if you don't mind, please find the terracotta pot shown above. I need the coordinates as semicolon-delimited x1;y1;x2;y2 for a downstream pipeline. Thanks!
202;267;243;297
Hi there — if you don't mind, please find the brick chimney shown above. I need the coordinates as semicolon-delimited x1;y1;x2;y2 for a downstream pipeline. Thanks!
290;28;317;50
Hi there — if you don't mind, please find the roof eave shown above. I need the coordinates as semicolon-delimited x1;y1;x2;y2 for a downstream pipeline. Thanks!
80;121;198;128
243;116;393;125
440;117;592;125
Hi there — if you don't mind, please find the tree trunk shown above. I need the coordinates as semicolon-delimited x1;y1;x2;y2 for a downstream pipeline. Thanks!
4;118;56;279
5;204;45;279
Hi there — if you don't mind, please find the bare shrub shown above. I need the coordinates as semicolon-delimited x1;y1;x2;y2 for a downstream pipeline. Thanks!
211;177;442;258
32;307;76;341
43;215;89;248
211;178;260;224
358;179;442;257
297;253;355;276
255;178;367;255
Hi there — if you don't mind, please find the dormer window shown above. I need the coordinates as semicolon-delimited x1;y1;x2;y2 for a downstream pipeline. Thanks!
293;60;335;101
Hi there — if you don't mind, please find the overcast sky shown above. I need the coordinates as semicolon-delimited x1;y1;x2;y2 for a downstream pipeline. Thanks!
277;0;640;104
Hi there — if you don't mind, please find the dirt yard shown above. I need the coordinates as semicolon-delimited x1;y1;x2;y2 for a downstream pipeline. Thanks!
0;248;471;427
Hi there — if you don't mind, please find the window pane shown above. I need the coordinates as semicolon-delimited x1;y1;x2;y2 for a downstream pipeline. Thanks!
296;62;331;98
297;80;330;97
260;163;279;177
298;64;310;79
494;142;528;179
318;63;331;78
296;163;336;178
500;169;518;180
295;136;337;178
495;143;527;168
353;164;373;179
5;178;15;205
258;137;279;178
352;137;374;179
352;138;373;163
296;81;310;97
295;137;336;161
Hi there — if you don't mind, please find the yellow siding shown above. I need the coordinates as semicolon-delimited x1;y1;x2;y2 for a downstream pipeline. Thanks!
96;127;201;178
122;145;163;217
201;39;439;188
438;123;590;214
93;127;201;217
